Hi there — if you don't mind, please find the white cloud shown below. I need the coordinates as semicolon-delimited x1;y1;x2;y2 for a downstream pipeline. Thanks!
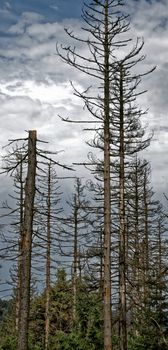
1;0;168;296
0;79;89;172
8;12;44;34
0;79;83;110
0;1;167;199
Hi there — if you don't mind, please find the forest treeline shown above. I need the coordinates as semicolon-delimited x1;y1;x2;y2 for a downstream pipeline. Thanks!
0;1;168;350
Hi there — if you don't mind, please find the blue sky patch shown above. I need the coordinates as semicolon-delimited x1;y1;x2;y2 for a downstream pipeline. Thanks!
0;0;84;26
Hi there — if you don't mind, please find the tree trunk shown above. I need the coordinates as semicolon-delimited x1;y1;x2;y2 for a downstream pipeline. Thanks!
103;2;112;349
134;159;140;300
73;194;78;322
16;156;24;333
45;162;51;350
17;130;37;350
118;65;127;350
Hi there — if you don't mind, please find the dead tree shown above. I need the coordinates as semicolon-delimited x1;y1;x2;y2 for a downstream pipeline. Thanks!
57;2;131;348
57;0;155;347
44;162;52;350
17;130;37;350
15;155;25;333
35;161;63;350
111;52;153;349
0;131;72;349
0;151;26;329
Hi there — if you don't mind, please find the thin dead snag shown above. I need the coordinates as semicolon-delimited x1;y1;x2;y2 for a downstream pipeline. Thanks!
18;130;37;350
103;2;112;349
73;193;78;322
118;65;127;350
57;0;154;348
15;155;24;333
45;162;51;350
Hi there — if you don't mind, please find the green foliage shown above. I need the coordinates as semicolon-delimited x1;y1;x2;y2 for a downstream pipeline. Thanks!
50;331;92;350
129;333;167;350
50;269;73;334
28;272;103;349
76;283;103;349
50;327;103;350
29;269;73;346
29;294;45;345
0;299;9;322
0;335;17;350
29;338;44;350
128;307;168;350
0;299;16;342
1;269;168;350
127;270;168;350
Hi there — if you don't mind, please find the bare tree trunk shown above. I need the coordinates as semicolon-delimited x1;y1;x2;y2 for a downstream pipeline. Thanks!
73;194;78;322
132;159;147;335
118;65;127;350
17;130;37;350
103;2;112;349
45;162;51;350
16;156;24;333
134;159;140;301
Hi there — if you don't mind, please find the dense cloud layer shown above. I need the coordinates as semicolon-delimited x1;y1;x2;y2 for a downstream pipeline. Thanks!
0;0;167;188
0;0;168;295
0;0;168;197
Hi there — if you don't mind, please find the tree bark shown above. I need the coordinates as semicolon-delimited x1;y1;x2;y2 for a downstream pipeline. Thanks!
103;2;112;349
45;162;51;350
16;156;24;333
73;194;78;322
17;130;37;350
118;65;127;350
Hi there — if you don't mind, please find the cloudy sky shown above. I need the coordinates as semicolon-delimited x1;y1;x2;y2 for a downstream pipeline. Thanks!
0;0;168;192
0;0;168;293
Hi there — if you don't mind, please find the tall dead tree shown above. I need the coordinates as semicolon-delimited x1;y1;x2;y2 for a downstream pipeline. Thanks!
39;162;62;350
118;64;127;350
15;155;25;333
0;132;36;348
85;44;153;349
57;2;131;348
32;159;66;348
0;131;72;349
111;51;153;349
57;0;155;347
45;162;52;350
73;192;79;321
17;130;37;350
103;4;112;348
